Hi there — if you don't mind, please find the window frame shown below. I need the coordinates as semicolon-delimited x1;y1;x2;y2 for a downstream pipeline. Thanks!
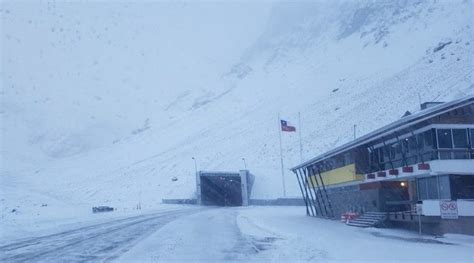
436;129;453;149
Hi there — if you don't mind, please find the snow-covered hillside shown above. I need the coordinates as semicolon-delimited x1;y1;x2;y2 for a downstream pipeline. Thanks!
1;0;473;218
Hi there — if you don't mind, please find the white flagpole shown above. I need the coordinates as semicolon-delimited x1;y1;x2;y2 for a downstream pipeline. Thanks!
298;112;303;162
278;114;286;197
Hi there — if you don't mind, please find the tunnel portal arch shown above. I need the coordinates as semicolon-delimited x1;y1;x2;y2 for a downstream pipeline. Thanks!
196;170;254;206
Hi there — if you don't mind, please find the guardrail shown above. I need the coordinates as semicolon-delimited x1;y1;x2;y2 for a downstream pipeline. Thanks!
388;209;419;221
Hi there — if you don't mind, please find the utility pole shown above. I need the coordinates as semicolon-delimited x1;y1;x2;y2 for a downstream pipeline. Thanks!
138;191;142;210
416;202;423;235
192;157;198;175
298;112;303;162
278;114;286;197
242;158;247;170
353;124;357;140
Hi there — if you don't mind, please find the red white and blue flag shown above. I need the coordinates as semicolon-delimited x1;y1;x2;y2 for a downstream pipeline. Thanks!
280;120;296;132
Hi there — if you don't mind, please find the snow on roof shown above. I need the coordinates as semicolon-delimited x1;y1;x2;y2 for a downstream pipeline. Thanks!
291;94;474;171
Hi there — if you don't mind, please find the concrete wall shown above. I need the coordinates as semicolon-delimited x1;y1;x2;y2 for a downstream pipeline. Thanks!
162;198;304;206
249;198;305;206
420;199;474;216
162;199;197;205
389;216;474;235
325;188;380;217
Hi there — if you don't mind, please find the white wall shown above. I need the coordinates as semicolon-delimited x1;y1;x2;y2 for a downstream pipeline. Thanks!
422;199;474;216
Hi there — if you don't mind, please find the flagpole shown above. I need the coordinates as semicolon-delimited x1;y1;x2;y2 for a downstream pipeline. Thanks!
278;114;286;197
298;112;303;162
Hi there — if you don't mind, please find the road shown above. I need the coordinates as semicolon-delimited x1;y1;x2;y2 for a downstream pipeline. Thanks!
0;208;201;262
117;207;283;262
1;206;471;262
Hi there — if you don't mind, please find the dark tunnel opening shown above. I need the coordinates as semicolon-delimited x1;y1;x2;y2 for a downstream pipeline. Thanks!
200;175;242;206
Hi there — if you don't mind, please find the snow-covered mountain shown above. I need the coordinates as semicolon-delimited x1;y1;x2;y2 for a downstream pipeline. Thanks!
1;0;473;218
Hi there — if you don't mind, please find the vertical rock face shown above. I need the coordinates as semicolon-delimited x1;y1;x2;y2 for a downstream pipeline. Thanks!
1;0;472;207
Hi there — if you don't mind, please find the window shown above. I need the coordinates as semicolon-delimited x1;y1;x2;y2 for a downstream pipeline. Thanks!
453;129;469;159
437;129;453;159
427;177;439;199
343;152;353;165
423;129;436;149
451;175;474;199
416;133;424;149
389;143;397;160
453;129;468;148
324;160;334;171
402;139;408;154
384;145;391;161
418;178;428;200
437;129;453;148
421;129;438;161
389;142;402;165
408;136;418;152
417;176;440;200
333;155;344;168
405;136;418;165
439;175;451;200
470;129;474;148
470;129;474;159
369;148;381;171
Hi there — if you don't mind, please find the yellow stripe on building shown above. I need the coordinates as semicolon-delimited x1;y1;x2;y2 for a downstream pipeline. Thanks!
308;163;364;187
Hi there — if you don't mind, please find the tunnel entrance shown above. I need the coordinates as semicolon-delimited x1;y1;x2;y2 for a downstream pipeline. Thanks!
200;175;242;206
196;170;254;207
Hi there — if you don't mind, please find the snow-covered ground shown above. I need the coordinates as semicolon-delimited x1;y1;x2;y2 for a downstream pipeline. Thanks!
119;206;474;262
2;205;472;262
0;203;189;242
0;206;203;261
1;0;473;242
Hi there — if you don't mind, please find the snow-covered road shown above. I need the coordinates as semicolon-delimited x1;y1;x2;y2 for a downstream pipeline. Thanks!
121;206;474;262
120;208;269;262
0;208;202;262
1;206;473;262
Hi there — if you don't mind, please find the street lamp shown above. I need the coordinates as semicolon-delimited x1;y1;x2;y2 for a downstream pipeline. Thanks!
192;157;198;175
242;158;247;170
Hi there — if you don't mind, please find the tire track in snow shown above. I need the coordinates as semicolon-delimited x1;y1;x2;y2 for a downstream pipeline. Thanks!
0;209;201;262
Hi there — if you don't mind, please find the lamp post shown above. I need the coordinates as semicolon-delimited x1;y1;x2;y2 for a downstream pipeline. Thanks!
192;157;198;175
242;158;247;170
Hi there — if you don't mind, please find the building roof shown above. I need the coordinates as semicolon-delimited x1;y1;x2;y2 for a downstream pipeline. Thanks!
291;94;474;171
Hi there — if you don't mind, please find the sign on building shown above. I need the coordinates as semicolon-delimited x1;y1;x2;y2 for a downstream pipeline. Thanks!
439;200;458;219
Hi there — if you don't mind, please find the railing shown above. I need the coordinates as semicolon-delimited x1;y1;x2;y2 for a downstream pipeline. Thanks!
437;148;474;160
369;149;474;173
388;208;419;221
385;200;416;214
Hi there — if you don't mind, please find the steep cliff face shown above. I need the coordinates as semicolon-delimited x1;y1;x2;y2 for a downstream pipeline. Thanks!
1;1;472;212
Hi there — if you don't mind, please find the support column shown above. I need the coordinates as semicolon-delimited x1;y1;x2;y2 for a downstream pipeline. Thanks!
196;171;202;205
294;169;310;216
240;170;249;206
297;169;316;216
302;167;320;217
309;165;328;217
318;168;335;219
305;166;323;217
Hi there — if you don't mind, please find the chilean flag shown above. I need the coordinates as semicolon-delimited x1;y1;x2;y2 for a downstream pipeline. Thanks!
281;120;296;132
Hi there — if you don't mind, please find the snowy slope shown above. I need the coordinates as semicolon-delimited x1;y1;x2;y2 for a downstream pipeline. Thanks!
1;0;473;219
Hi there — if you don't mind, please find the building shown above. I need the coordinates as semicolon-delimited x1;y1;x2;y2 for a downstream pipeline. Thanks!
291;95;474;235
